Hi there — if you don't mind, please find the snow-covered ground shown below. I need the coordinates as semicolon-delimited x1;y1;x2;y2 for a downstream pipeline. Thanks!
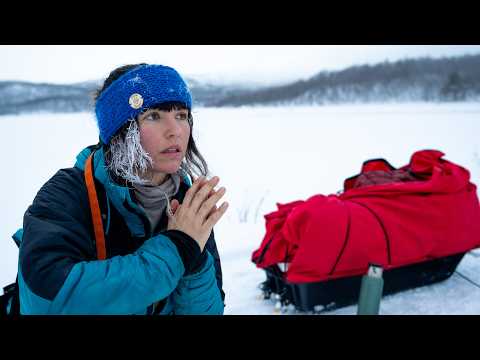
1;103;480;314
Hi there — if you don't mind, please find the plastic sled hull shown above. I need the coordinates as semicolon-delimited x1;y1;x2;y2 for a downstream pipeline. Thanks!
261;252;466;313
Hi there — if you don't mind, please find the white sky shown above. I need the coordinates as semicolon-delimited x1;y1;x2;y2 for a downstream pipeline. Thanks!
1;45;480;86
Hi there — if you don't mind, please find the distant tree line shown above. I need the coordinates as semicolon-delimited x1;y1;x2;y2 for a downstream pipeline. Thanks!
209;54;480;106
0;53;479;115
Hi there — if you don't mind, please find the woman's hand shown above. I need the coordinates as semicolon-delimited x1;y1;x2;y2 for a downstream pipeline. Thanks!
167;176;228;252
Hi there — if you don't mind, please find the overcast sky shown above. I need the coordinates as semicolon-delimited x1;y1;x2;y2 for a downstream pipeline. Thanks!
1;45;480;86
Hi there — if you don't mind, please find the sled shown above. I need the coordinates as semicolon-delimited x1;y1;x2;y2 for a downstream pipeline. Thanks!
253;150;480;313
260;252;466;313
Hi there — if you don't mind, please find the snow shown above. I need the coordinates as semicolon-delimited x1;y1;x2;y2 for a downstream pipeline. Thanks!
1;103;480;314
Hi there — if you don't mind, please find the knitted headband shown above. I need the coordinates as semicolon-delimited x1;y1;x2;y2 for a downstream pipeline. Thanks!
95;64;192;144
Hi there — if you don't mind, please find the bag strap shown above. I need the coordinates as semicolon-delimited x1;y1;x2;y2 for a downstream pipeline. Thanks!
84;153;107;260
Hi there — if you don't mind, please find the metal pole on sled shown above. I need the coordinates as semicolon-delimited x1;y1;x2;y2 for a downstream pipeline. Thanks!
357;264;384;315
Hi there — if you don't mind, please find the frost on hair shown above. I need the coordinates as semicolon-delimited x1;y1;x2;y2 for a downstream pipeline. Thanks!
104;118;181;217
105;119;153;185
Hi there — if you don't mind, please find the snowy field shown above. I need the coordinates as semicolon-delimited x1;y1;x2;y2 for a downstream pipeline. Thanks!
1;103;480;314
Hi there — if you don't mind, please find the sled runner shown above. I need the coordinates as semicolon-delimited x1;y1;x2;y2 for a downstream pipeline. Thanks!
252;150;480;313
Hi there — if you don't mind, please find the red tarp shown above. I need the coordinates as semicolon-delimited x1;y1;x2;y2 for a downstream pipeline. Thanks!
252;150;480;283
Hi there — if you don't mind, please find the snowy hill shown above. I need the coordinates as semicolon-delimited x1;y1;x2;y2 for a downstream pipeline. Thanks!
0;81;94;115
1;54;480;116
0;77;256;115
210;54;480;106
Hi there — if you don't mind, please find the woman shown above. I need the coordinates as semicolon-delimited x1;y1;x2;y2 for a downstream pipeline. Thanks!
16;64;228;314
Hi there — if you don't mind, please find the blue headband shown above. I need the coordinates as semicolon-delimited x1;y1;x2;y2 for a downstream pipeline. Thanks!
95;64;192;144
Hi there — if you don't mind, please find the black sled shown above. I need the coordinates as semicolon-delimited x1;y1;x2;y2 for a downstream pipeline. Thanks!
260;252;466;313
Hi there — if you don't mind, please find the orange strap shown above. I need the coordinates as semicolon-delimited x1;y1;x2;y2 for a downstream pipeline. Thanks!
84;153;107;260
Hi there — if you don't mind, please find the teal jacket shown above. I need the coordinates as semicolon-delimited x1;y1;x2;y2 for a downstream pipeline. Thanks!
17;145;224;315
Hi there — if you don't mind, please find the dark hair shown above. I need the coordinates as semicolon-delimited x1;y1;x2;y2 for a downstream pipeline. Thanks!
95;63;209;180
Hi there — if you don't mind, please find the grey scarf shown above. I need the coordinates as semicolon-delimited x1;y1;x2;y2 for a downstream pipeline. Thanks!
132;173;181;231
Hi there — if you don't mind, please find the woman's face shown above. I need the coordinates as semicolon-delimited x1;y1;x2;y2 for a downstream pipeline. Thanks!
137;107;191;185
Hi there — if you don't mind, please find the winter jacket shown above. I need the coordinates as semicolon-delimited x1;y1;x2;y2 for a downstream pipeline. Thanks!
17;144;224;315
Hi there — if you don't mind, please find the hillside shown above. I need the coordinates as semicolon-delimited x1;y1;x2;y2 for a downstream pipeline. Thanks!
210;54;480;106
0;54;479;115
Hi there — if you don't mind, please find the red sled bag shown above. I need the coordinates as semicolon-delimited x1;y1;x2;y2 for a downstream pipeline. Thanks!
252;150;480;312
